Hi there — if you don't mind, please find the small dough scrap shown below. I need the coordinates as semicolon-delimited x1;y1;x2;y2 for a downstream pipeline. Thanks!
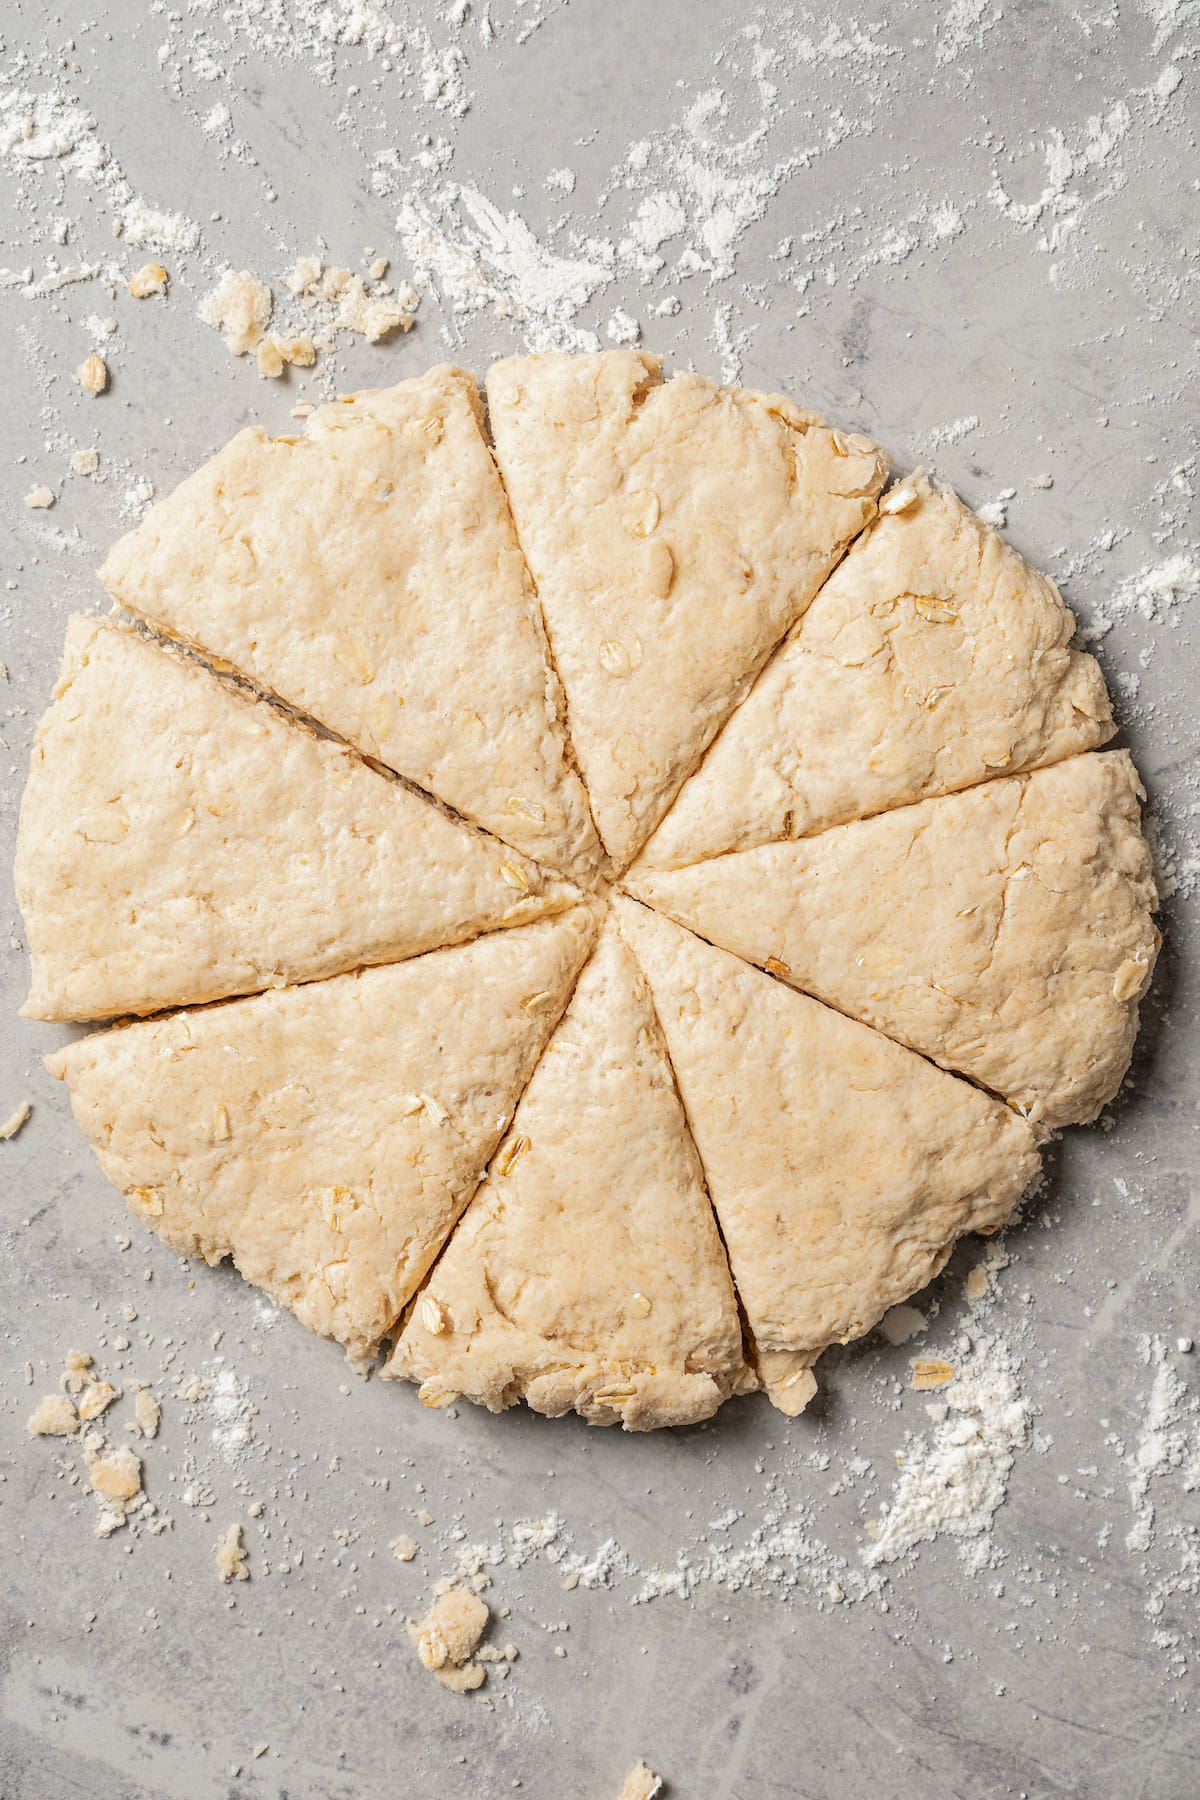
16;616;577;1022
134;1390;161;1438
617;1763;663;1800
99;368;601;879
87;1446;142;1502
216;1524;250;1582
46;907;596;1361
27;1394;78;1436
629;751;1158;1128
487;351;887;869
617;900;1039;1409
637;471;1115;868
388;916;754;1427
409;1587;489;1692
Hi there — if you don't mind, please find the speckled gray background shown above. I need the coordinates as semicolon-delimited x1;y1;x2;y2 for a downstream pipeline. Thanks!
1;4;1197;1797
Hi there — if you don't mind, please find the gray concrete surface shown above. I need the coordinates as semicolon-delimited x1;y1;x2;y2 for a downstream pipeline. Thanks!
1;4;1197;1797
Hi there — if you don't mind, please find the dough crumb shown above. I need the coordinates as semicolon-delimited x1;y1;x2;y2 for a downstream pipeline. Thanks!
27;1394;78;1436
285;254;322;297
216;1523;250;1582
391;1533;419;1562
77;353;109;395
255;333;317;379
200;269;273;356
134;1389;161;1438
70;449;100;476
87;1445;142;1502
966;1265;991;1300
335;273;417;343
879;1303;927;1345
617;1762;663;1800
409;1585;490;1692
77;1380;117;1420
24;486;55;510
0;1101;32;1139
128;262;169;298
63;1350;95;1392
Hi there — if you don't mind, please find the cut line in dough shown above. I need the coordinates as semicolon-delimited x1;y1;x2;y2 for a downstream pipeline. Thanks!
628;751;1159;1129
387;914;755;1427
99;365;603;880
15;615;578;1022
618;898;1040;1413
46;908;597;1362
636;469;1115;870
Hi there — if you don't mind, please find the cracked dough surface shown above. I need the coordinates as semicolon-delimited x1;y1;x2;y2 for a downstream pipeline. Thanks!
636;470;1115;870
20;353;1160;1426
386;916;753;1428
629;751;1158;1129
99;365;601;879
16;616;578;1022
47;909;595;1362
487;351;888;869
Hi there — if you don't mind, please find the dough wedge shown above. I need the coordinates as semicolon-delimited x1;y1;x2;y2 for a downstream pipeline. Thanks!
486;351;887;869
99;367;601;880
617;900;1040;1413
628;751;1158;1129
16;616;577;1022
46;908;597;1362
637;470;1115;869
387;915;754;1428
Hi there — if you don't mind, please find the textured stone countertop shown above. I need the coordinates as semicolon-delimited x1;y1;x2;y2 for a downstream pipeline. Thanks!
1;4;1197;1797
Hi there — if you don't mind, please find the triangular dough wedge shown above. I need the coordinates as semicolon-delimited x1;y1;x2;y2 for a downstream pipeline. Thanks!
99;367;601;879
486;352;887;869
46;908;597;1362
386;915;753;1429
637;471;1115;869
16;617;577;1022
628;752;1158;1129
617;900;1040;1414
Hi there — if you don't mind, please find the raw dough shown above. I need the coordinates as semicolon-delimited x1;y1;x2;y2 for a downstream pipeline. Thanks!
636;470;1114;869
22;353;1160;1431
487;351;887;869
618;900;1040;1411
47;908;596;1362
99;367;601;879
16;616;579;1022
629;751;1158;1128
387;915;754;1427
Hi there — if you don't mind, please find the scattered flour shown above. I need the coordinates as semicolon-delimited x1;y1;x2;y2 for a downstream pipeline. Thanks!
863;1333;1033;1570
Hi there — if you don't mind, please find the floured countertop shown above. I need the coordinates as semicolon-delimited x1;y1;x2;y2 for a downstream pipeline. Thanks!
1;5;1198;1798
